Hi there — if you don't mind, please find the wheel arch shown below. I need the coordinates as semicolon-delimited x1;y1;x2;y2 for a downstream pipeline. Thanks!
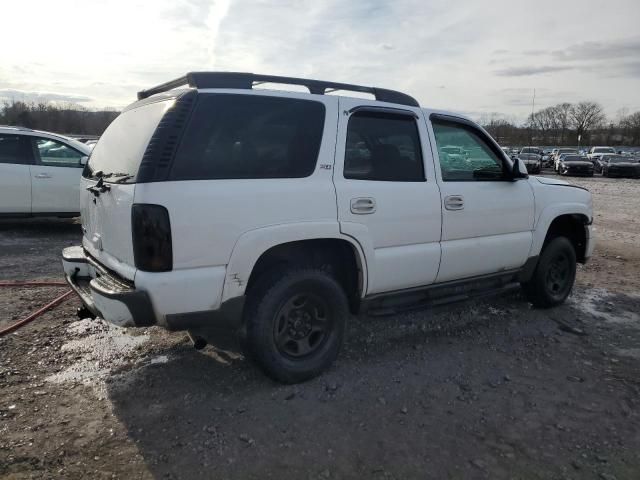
221;222;368;312
532;207;591;263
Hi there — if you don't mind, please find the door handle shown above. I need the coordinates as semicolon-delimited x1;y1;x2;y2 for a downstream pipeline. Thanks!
444;195;464;211
350;197;376;214
34;173;52;179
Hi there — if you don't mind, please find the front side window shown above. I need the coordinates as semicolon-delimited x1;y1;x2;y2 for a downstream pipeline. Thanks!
431;120;505;181
34;138;84;167
344;111;424;181
170;94;325;180
0;134;32;165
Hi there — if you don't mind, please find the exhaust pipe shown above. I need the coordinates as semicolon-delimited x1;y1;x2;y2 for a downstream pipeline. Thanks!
187;331;207;350
77;306;96;320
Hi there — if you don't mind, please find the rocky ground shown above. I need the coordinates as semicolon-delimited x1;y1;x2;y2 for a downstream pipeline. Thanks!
1;174;639;480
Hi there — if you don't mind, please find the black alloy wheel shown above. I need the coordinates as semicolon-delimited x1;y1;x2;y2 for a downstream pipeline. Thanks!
273;292;332;358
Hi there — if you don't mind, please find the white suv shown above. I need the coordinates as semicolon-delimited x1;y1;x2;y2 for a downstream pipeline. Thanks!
62;72;594;383
0;126;91;216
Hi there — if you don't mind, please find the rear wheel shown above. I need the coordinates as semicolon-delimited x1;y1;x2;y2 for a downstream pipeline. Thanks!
244;268;348;383
522;236;576;308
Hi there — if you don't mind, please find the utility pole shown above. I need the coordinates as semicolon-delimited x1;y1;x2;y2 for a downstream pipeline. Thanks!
529;88;536;145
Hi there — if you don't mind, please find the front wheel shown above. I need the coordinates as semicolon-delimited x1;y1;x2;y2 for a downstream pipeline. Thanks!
244;268;349;383
522;236;577;308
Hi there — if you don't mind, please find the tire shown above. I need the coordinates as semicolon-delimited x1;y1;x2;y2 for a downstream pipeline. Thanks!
521;236;577;308
244;268;349;383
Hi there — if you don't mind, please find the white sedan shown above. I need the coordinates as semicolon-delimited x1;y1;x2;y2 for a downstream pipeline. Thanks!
0;126;91;217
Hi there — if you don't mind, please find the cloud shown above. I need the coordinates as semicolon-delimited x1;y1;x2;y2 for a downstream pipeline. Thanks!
494;65;576;76
1;0;640;122
552;37;640;61
0;89;92;104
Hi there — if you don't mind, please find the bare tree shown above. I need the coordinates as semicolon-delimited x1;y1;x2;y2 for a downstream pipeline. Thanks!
570;101;606;143
553;103;573;144
621;111;640;144
0;99;118;135
528;106;558;144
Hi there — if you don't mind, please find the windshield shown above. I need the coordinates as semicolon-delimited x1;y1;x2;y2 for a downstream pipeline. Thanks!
559;149;578;154
594;147;616;154
520;147;539;154
563;155;587;162
85;99;173;182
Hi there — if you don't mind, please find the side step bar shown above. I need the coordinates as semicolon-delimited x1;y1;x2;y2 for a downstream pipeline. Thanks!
363;268;529;317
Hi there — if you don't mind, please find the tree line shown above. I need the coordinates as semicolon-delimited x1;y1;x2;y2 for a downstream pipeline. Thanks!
481;101;640;147
2;98;640;147
0;100;119;136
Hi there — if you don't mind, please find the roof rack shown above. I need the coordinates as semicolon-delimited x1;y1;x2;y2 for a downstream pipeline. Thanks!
136;72;419;107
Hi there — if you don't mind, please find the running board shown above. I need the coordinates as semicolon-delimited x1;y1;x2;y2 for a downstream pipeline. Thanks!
364;270;523;317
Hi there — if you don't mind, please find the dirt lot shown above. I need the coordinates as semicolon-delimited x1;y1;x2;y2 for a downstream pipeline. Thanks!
1;174;639;480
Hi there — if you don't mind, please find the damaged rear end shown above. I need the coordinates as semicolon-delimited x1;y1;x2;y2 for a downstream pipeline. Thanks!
63;91;194;327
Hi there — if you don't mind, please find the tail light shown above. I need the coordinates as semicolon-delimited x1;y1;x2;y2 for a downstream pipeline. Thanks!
132;204;172;272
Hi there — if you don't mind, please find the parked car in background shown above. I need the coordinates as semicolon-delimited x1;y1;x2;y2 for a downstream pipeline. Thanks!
517;152;542;174
557;155;594;176
61;71;594;383
0;126;90;216
553;148;579;171
600;155;640;178
520;146;542;155
587;146;616;164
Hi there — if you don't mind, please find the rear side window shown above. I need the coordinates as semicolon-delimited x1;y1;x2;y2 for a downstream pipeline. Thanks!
0;134;32;165
170;94;325;180
344;111;424;181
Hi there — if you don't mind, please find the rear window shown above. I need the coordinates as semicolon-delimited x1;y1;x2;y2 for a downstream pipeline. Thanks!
85;100;173;180
169;94;325;180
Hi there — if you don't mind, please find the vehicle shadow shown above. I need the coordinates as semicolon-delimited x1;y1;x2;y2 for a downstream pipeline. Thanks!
105;292;574;479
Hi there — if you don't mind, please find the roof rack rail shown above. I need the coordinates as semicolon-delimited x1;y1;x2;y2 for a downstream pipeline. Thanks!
137;72;419;107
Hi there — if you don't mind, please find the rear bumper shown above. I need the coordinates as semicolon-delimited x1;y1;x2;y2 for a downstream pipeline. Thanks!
61;246;244;330
62;246;154;327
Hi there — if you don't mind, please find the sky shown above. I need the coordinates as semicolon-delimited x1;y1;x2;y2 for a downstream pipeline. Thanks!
1;0;639;123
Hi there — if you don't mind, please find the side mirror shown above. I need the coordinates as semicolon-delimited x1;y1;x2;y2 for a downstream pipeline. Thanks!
80;156;89;166
510;158;529;180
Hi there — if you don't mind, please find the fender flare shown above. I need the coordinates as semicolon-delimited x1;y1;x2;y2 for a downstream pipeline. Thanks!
530;203;591;257
221;222;369;303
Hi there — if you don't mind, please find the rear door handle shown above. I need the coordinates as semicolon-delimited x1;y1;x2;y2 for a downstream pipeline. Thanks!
444;195;464;210
34;173;52;179
350;197;376;214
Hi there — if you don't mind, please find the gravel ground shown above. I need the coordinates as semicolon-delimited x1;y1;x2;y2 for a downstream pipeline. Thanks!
1;172;639;480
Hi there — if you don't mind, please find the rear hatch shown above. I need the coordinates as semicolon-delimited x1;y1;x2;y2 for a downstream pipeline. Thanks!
81;98;176;280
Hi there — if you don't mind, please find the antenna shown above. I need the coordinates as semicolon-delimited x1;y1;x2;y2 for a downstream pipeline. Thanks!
529;88;536;145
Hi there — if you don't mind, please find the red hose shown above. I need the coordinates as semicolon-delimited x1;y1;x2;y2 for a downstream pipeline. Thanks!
0;281;68;287
0;289;74;337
